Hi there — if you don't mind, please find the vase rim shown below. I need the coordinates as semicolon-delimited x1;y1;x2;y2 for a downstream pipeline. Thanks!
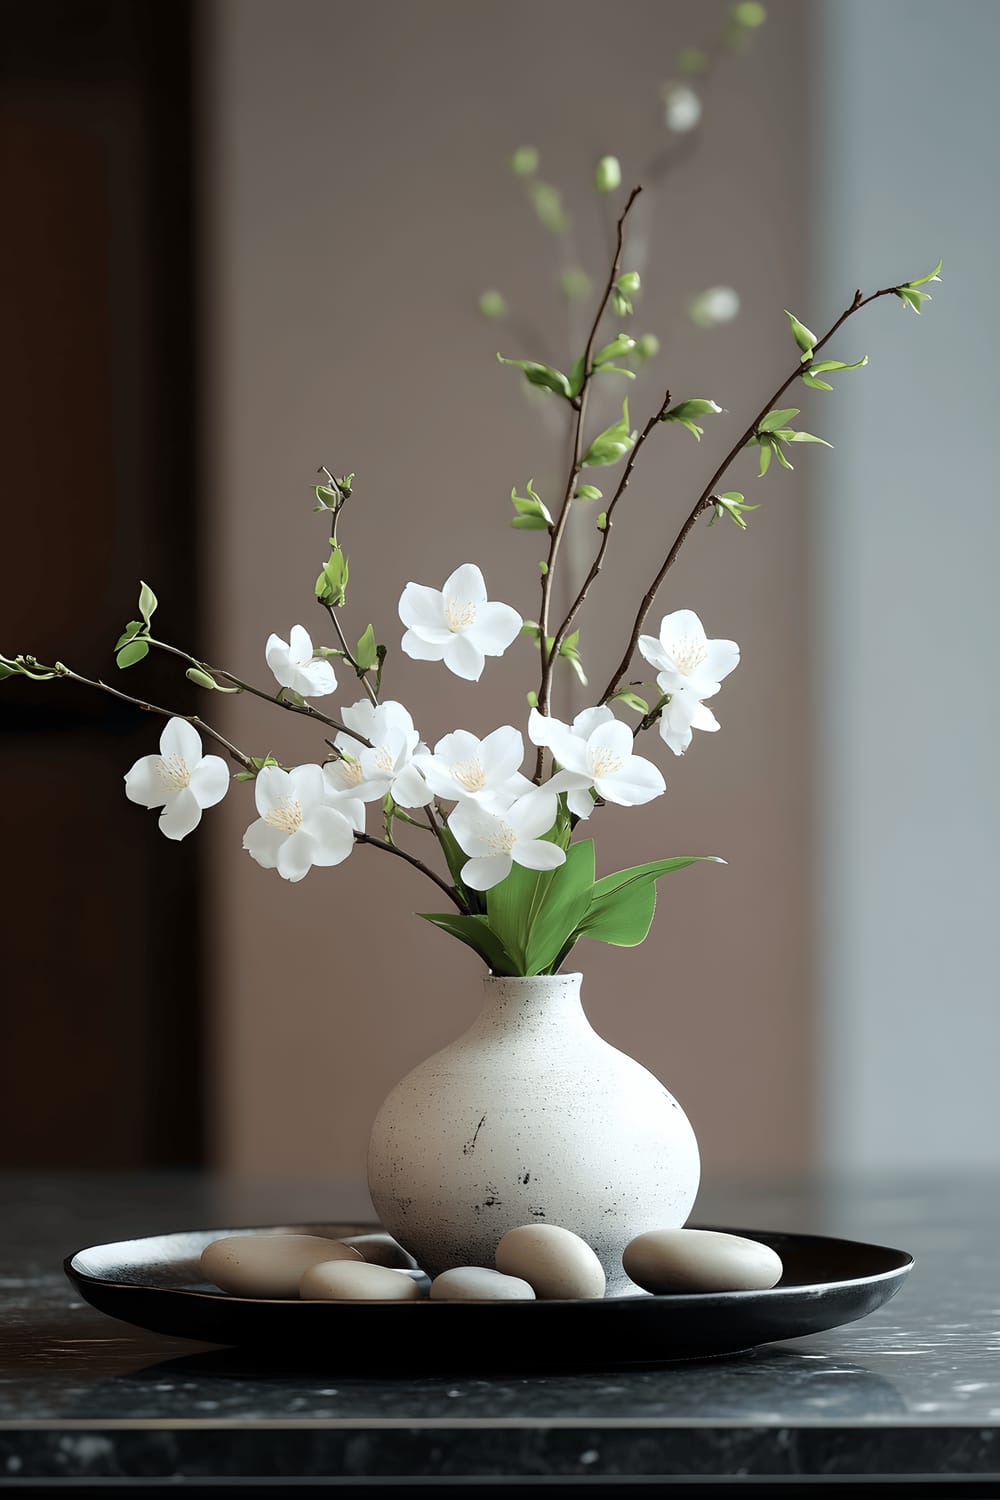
483;971;582;983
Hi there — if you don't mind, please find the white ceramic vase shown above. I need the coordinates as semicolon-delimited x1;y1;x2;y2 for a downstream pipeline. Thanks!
367;971;700;1296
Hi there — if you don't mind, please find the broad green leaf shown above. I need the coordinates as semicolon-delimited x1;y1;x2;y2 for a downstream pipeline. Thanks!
582;398;635;467
523;839;596;975
594;334;636;365
497;353;571;397
665;398;722;421
512;515;550;531
758;439;773;476
418;913;518;975
355;624;378;671
575;856;720;948
138;581;158;625
594;364;636;381
436;820;483;913
758;407;800;433
785;309;816;360
574;484;602;501
800;371;833;391
510;481;553;530
115;621;145;651
613;689;649;713
567;353;586;398
316;543;349;606
116;639;149;669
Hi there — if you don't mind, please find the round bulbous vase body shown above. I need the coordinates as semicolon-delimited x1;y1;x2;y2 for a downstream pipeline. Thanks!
367;972;700;1297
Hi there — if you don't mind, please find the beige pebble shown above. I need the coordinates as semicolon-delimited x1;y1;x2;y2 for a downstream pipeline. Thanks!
299;1259;423;1301
200;1233;362;1298
623;1228;783;1294
495;1224;606;1300
339;1232;418;1270
430;1266;536;1301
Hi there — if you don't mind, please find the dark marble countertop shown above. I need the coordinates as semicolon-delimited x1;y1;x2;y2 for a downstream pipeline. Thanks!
1;1171;998;1490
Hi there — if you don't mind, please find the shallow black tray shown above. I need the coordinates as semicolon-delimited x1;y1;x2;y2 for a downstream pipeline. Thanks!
65;1221;913;1367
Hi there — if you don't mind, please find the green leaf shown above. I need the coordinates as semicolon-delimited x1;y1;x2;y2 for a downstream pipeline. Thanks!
186;667;218;690
710;490;760;530
355;624;378;672
574;484;602;501
435;820;483;913
634;333;660;361
567;354;586;398
594;155;622;193
582;398;635;468
663;398;722;442
575;857;721;949
510;481;553;531
115;621;145;651
116;639;149;669
594;334;636;365
784;309;817;360
617;271;641;296
138;581;158;626
497;353;571;398
758;407;800;433
800;372;833;391
418;913;518;975
509;145;539;177
612;689;649;713
809;355;868;375
732;1;767;25
772;440;795;470
316;542;349;606
486;840;595;976
596;511;608;531
902;257;943;289
528;181;569;234
896;286;932;314
758;439;773;477
478;289;507;320
779;429;832;447
560;267;592;302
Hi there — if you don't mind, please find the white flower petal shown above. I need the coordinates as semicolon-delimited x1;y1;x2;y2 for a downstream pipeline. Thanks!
658;608;706;652
446;802;492;857
507;790;558;841
295;658;338;698
443;633;485;681
477;725;523;783
243;818;286;869
461;853;513;891
277;829;317;882
703;638;740;684
301;805;355;865
254;764;292;816
399;582;449;634
637;634;669;671
585;719;634;765
188;755;230;809
326;795;366;833
442;563;487;609
287;763;327;810
390;762;433;808
401;628;447;662
124;755;168;809
466;601;523;656
159;717;203;767
527;707;557;748
288;624;314;665
595;755;665;807
513;839;566;872
340;699;377;742
158;787;202;841
566;786;596;820
691;701;721;732
572;705;614;738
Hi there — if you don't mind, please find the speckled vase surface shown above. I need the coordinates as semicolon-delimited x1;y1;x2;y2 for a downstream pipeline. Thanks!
366;972;700;1296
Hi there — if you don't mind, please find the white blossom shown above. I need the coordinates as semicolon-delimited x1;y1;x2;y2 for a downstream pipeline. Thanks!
448;790;565;891
637;609;739;701
689;286;741;328
265;624;338;699
326;699;432;807
243;764;356;882
124;717;230;841
662;82;702;133
416;725;529;810
399;563;522;682
656;688;721;757
529;706;665;818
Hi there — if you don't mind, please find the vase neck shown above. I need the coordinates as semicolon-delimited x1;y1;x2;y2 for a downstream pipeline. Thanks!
468;973;589;1044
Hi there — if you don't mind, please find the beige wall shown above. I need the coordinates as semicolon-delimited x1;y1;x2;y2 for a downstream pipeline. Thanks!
200;0;812;1188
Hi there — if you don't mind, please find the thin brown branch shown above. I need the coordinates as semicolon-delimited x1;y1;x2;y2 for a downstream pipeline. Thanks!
535;186;643;725
546;387;673;695
355;832;465;912
599;283;902;705
55;666;255;770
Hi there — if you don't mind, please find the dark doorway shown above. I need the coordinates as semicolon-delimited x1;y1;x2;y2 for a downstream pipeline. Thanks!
0;0;203;1166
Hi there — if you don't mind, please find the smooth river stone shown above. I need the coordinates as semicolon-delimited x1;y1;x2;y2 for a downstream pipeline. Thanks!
299;1260;423;1301
429;1266;536;1301
622;1228;783;1294
200;1233;362;1298
495;1224;606;1300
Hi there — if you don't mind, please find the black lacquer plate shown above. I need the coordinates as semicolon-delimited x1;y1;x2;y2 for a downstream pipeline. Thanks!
65;1222;913;1368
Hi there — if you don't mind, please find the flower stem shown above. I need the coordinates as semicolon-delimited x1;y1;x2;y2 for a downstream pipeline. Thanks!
53;665;255;771
535;186;642;726
599;282;905;707
355;832;466;912
145;637;373;748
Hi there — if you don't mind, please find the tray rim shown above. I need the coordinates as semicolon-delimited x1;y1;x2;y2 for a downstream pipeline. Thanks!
65;1220;915;1308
